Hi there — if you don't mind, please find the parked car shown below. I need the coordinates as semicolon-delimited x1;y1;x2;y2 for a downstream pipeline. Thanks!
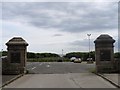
74;58;82;63
87;58;93;63
70;57;77;62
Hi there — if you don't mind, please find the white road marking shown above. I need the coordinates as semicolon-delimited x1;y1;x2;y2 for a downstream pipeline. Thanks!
39;63;43;66
46;65;50;67
31;67;36;70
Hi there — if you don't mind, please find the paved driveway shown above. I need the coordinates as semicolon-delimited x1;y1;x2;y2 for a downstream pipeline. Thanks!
3;73;116;88
3;62;116;88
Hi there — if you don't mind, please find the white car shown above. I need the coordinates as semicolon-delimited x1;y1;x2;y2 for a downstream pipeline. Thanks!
87;58;93;61
70;57;77;62
87;58;93;63
74;58;82;63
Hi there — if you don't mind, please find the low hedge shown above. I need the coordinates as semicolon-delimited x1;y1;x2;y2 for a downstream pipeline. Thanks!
27;57;70;62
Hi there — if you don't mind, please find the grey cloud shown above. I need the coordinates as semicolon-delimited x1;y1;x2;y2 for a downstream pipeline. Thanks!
2;2;118;33
66;39;95;52
0;3;2;19
53;34;63;37
70;39;94;47
69;38;118;52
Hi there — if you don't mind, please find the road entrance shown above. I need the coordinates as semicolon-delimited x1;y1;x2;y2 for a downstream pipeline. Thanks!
2;36;117;88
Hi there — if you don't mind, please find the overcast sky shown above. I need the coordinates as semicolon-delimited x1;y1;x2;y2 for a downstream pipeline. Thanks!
0;0;119;54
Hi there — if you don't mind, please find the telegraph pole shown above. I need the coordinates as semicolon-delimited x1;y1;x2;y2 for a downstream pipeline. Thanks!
62;49;63;62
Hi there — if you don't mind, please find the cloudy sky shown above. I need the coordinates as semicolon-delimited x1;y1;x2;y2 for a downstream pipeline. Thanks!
0;0;119;54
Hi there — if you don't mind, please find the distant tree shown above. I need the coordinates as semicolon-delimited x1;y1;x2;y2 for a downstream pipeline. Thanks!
35;53;41;58
38;53;60;58
64;51;95;61
27;52;36;58
114;52;120;58
2;51;7;56
27;52;60;58
82;53;89;61
89;51;95;61
64;52;84;58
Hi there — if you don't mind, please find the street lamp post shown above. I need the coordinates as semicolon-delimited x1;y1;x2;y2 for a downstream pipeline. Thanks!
87;34;91;58
62;49;63;62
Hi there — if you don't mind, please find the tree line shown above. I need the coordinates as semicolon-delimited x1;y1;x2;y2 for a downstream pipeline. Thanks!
27;52;60;58
64;51;95;61
1;51;120;60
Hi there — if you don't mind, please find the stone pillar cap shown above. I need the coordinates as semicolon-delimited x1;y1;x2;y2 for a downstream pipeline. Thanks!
94;34;115;43
6;37;28;46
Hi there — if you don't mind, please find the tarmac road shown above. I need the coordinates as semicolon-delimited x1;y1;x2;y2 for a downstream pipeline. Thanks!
3;62;116;88
26;62;95;74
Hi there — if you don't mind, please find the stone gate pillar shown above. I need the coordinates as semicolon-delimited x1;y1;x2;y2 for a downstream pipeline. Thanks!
94;34;115;73
3;37;28;75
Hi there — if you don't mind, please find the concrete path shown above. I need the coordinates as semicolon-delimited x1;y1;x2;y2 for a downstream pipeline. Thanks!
3;73;116;88
2;74;24;88
2;75;18;85
102;74;119;87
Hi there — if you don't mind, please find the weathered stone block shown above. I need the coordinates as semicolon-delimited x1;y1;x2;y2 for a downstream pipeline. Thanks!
94;34;115;73
2;37;28;75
